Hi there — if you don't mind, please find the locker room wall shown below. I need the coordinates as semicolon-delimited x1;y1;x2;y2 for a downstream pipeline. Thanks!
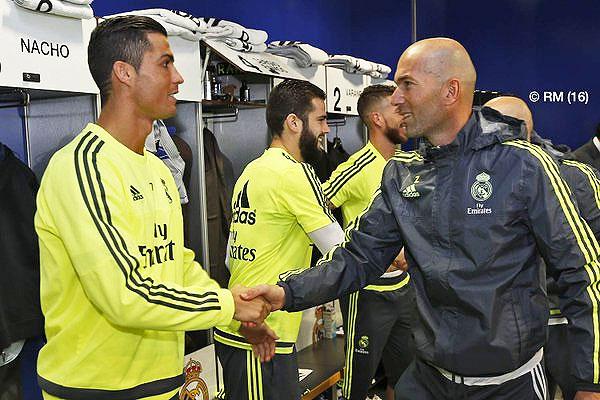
93;0;600;150
0;95;96;171
415;0;599;150
26;95;96;178
205;103;365;184
5;3;596;154
201;75;366;183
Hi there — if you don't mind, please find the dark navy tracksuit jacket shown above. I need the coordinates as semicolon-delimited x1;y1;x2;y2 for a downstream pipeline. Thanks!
279;109;600;392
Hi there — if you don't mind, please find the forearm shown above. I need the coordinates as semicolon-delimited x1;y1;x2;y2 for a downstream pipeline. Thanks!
280;190;402;311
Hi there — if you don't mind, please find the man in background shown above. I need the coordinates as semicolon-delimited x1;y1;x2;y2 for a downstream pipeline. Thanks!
323;84;414;400
573;123;600;171
214;79;345;400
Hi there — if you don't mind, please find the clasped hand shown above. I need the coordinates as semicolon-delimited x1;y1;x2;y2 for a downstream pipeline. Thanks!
231;284;287;362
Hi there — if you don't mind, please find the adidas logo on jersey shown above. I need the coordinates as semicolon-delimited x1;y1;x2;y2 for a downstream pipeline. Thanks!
232;181;256;225
401;184;420;198
130;185;143;201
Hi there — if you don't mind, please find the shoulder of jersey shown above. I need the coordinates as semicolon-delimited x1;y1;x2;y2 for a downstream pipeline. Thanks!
248;150;310;186
277;150;313;176
260;149;301;170
279;150;299;165
335;145;378;171
391;149;423;164
561;158;599;177
49;130;98;169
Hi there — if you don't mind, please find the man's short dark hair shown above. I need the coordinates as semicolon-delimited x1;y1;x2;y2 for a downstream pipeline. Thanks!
88;16;167;103
357;84;396;126
266;80;326;136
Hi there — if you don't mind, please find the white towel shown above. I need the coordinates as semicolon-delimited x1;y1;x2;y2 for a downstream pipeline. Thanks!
267;41;329;67
106;10;269;51
107;9;206;32
13;0;93;19
325;55;355;72
200;18;267;44
145;120;188;204
153;17;200;41
370;62;392;75
217;38;267;53
367;62;391;78
325;55;391;77
326;55;373;74
354;58;375;74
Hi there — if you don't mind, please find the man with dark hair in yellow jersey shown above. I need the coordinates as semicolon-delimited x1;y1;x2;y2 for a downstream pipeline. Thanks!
214;79;345;400
34;16;270;400
323;84;415;400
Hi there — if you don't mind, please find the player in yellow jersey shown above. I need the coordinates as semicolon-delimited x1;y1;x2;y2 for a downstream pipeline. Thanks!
323;85;415;400
34;16;269;400
214;80;345;400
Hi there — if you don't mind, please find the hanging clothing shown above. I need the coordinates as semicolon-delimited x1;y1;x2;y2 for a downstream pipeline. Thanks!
170;135;193;249
310;138;350;184
203;127;233;288
307;138;349;264
145;120;189;204
0;143;44;351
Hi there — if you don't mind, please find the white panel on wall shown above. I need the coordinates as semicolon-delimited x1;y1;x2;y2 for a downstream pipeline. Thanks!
273;60;326;91
325;67;369;116
0;0;98;93
169;36;202;102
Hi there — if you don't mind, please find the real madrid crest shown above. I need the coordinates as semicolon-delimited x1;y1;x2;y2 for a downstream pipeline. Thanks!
358;335;369;349
471;172;493;202
355;335;370;354
180;360;209;400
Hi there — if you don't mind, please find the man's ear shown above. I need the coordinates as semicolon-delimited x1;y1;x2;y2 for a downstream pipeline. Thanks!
370;112;385;129
442;78;460;105
284;113;303;134
112;61;136;87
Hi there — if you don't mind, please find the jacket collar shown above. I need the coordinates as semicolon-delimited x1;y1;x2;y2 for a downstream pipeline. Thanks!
530;130;572;159
420;107;526;159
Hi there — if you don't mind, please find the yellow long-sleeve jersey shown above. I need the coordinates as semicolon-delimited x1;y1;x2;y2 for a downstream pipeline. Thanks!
35;123;234;400
214;148;336;353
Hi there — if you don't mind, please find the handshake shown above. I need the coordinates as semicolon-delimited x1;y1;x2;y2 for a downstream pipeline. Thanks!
230;284;287;362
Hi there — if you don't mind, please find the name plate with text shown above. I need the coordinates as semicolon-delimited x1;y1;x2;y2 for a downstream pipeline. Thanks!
0;0;98;93
325;67;369;115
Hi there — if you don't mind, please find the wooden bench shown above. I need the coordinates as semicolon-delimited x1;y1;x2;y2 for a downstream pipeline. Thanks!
298;337;345;400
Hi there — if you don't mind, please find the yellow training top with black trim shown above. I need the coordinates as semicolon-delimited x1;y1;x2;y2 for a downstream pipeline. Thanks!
322;141;387;228
35;123;234;400
215;148;335;353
